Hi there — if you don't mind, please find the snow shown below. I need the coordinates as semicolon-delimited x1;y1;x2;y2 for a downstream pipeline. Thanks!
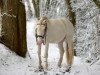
0;18;100;75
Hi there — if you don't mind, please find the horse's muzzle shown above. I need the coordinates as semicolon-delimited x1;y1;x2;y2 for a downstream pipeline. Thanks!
36;38;43;45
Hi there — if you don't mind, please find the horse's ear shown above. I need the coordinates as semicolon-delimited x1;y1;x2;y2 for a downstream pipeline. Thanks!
37;17;40;20
43;16;48;20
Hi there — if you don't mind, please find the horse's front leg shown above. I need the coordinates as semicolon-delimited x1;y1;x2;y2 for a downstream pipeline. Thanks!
44;43;49;69
38;45;43;69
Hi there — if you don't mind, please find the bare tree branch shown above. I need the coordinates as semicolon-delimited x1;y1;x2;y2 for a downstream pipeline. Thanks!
32;0;40;18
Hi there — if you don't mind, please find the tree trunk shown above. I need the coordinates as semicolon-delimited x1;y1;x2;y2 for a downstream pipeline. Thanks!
25;0;33;20
0;0;3;37
17;1;27;57
93;0;100;56
45;0;50;10
0;0;3;9
93;0;100;8
32;0;40;18
0;0;27;57
65;0;76;26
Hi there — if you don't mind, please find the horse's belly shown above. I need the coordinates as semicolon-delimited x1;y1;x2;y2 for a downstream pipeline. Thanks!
47;36;65;43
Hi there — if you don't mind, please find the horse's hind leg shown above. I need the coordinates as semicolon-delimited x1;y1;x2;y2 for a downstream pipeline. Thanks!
38;45;43;69
58;42;64;67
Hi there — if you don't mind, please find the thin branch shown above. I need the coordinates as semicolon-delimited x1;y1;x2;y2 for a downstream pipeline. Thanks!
32;0;40;18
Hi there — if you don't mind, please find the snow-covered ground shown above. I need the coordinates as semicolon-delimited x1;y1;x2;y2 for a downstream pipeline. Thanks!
0;18;100;75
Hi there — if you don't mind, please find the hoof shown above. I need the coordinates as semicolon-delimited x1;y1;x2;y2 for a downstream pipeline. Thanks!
38;65;44;71
44;64;48;69
58;64;61;68
58;63;61;68
66;66;71;72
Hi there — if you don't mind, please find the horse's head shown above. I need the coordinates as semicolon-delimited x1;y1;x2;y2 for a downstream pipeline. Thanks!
35;16;48;45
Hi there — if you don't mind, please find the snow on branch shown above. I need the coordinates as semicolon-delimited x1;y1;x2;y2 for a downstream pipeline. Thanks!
1;12;16;18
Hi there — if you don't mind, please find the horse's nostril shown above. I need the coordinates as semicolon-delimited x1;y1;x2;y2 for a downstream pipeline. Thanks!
37;37;42;41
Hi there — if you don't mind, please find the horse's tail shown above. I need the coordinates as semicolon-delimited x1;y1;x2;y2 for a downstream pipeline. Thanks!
65;41;74;66
66;43;70;65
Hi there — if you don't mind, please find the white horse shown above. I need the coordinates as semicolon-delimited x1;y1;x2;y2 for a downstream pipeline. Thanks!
35;16;74;70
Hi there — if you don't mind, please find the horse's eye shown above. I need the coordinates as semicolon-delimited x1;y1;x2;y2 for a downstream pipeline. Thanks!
37;24;39;25
42;24;46;26
41;25;45;27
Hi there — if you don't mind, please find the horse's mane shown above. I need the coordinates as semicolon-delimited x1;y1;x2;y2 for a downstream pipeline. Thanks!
37;16;48;25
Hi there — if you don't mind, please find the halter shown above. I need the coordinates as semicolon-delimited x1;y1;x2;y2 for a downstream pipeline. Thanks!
35;24;47;45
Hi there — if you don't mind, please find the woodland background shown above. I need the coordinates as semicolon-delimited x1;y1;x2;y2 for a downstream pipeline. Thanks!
0;0;100;66
0;0;100;75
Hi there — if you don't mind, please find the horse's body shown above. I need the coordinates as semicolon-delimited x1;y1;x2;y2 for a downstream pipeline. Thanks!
46;18;73;43
35;17;74;70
